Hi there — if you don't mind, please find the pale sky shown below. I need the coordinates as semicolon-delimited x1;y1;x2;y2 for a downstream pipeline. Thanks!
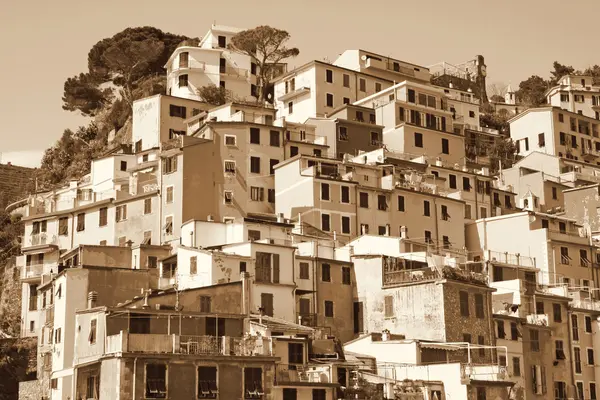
1;0;598;167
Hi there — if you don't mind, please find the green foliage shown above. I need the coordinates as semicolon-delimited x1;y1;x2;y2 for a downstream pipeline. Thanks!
583;65;600;85
480;105;511;134
230;26;299;102
197;84;234;105
62;73;113;116
0;210;22;268
489;94;505;103
516;75;548;107
549;61;575;85
0;338;37;400
39;124;107;186
343;376;384;400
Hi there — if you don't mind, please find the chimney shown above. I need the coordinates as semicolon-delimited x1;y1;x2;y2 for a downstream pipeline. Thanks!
87;291;98;309
400;226;408;239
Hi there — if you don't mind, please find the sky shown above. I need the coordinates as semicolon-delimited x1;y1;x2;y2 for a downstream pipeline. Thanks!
1;0;599;167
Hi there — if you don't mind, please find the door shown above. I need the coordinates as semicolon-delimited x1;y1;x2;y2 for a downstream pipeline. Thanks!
353;302;364;333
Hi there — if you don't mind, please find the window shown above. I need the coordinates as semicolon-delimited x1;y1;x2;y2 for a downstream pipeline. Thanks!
200;296;211;312
189;256;197;275
530;329;539;351
145;364;167;398
370;131;379;145
414;132;423;148
377;195;387;211
244;367;263;399
478;335;485;357
573;314;580;341
250;84;257;97
338;126;348;141
283;388;297;400
269;130;280;147
559;113;564;123
475;294;484;318
321;214;330;231
359;192;369;208
299;263;309;279
449;174;457;189
76;213;85;232
423;200;430;216
459;291;469;316
338;186;350;204
553;303;562;322
384;295;394;318
177;74;189;88
555;382;567;400
510;322;518;340
341;216;350;234
260;293;274;316
313;389;326;400
575;347;582;373
588;348;595;365
463;333;472;343
250;127;260;144
98;207;108;227
324;301;334;317
480;207;487;219
148;256;158;268
378;225;387;235
250;187;265;202
267;189;275;203
439;138;450;155
115;205;127;222
321;183;330;201
326;93;334;107
397;195;405;211
224;160;236;174
424;230;432;243
512;357;521;376
163;156;178;174
197;366;217;398
239;262;247;273
342;74;350;88
591;383;597;400
165;186;174;203
86;376;98;399
269;159;279;175
499;355;506;366
359;78;366;92
407;89;416;103
538;132;545;147
55;327;61;344
250;157;261;173
463;177;471;191
441;205;450;221
58;217;68;236
322;264;331;282
325;69;333;83
360;224;369;235
165;216;173;235
225;135;236;146
169;105;186;118
288;102;293;114
556;340;566;360
342;267;351;285
586;315;593;333
144;198;152;214
560;247;570;264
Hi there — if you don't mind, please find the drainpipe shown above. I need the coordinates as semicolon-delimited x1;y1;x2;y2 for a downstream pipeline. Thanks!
486;291;495;362
566;308;577;398
313;242;318;326
133;357;138;399
291;247;297;322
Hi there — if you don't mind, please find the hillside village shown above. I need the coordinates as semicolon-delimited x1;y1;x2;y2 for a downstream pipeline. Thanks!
7;23;600;400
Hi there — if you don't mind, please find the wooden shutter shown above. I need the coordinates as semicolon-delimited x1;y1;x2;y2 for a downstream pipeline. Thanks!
272;254;280;283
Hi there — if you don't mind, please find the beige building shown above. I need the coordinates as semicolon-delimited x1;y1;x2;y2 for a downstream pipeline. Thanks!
546;75;600;120
355;80;466;165
274;154;466;249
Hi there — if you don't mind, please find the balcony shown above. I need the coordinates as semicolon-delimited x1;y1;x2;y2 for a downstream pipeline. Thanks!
526;314;549;327
105;332;273;357
21;264;44;280
170;59;206;73
485;250;536;269
284;130;326;146
460;364;509;384
158;276;177;289
274;364;334;386
278;86;310;102
220;65;249;79
22;233;59;249
296;313;318;328
383;266;440;287
362;57;416;78
546;228;589;244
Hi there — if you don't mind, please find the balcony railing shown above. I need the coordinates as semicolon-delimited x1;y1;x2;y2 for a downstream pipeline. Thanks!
296;313;318;327
383;266;440;286
485;250;536;268
460;364;508;383
278;86;311;102
274;364;333;385
105;332;273;357
21;264;44;280
23;233;58;248
221;65;249;78
526;314;549;327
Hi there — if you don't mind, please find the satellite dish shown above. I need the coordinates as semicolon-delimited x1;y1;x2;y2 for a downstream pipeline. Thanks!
360;55;367;61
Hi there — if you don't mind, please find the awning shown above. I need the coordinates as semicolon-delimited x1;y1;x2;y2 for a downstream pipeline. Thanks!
419;342;463;352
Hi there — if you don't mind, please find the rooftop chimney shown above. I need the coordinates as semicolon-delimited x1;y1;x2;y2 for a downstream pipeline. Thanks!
87;291;98;309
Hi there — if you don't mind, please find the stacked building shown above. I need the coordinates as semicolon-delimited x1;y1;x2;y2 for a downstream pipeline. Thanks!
11;24;600;400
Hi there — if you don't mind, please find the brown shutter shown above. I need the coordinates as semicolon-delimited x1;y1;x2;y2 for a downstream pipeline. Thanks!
272;254;280;283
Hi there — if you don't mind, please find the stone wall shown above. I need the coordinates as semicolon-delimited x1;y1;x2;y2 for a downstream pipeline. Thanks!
18;379;43;400
0;163;36;210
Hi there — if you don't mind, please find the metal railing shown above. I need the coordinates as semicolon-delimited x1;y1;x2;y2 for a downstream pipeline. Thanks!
485;250;536;268
23;233;58;247
274;364;332;385
105;332;273;357
383;266;439;286
21;264;44;279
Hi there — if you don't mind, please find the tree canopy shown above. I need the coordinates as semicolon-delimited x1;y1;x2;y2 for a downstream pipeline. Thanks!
230;26;299;102
197;85;234;106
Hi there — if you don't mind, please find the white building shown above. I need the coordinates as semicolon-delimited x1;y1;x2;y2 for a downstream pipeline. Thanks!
546;75;600;119
165;25;259;102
